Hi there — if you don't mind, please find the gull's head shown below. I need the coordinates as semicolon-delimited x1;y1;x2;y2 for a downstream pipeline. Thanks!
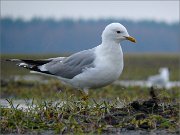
102;23;136;43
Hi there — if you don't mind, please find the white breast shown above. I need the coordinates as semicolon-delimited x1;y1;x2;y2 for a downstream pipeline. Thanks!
71;43;124;89
94;43;124;80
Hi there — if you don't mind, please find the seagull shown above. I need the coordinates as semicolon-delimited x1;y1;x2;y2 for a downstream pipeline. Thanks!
7;23;136;94
147;67;170;88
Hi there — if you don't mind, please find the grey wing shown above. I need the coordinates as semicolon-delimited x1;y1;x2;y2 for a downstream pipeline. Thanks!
44;49;95;79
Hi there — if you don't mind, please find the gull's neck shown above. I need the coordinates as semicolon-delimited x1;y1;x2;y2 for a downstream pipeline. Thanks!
102;37;121;45
97;39;123;61
101;39;122;51
95;38;124;77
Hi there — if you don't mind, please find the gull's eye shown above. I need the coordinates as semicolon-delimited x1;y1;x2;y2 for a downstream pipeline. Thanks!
116;31;121;34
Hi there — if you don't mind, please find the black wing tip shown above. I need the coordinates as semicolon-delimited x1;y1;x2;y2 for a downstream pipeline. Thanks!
5;59;11;61
20;59;52;66
4;58;54;75
23;64;54;75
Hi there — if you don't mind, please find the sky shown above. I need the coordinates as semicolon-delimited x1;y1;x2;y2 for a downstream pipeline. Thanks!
1;1;179;23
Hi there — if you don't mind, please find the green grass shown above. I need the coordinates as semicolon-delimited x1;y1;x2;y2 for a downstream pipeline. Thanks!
1;91;179;134
121;54;180;81
0;80;179;134
1;79;179;100
0;54;180;134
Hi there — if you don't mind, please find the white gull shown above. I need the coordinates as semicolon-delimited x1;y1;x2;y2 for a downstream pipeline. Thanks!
8;23;136;93
147;67;170;88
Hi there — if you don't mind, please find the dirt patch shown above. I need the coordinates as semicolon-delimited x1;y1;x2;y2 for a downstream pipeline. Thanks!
100;87;179;133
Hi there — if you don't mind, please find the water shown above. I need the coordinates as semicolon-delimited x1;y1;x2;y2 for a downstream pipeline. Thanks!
114;80;180;89
0;99;33;110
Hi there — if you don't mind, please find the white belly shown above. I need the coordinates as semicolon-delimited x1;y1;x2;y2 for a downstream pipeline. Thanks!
72;65;122;89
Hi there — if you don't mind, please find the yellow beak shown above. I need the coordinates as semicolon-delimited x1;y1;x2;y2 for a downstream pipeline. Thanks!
125;36;136;43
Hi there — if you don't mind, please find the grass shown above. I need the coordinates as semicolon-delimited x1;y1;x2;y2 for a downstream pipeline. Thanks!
121;54;180;81
0;79;179;134
1;89;179;134
1;79;179;100
0;54;180;134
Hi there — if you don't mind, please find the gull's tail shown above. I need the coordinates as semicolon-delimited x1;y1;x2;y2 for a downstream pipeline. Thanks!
6;59;52;74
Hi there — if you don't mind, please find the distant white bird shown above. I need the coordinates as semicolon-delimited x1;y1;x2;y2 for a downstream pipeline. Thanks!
147;67;170;88
7;23;136;93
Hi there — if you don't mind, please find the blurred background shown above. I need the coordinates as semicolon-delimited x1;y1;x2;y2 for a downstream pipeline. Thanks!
0;1;180;99
1;1;179;54
1;2;180;134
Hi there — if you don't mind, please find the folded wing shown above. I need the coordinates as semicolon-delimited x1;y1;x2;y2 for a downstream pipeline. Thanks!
44;49;95;79
8;49;95;79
